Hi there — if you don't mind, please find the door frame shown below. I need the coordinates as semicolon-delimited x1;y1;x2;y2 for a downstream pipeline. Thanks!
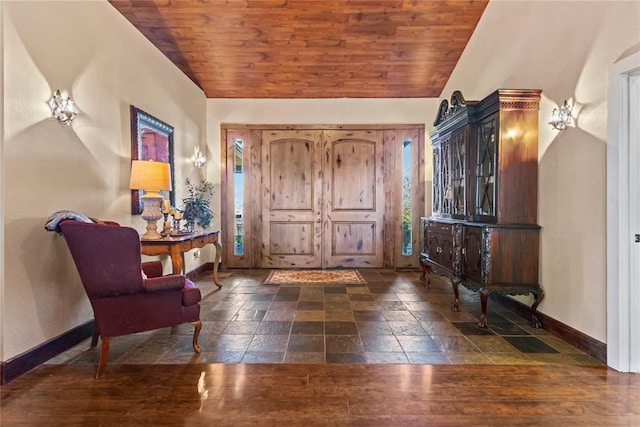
221;124;424;269
606;51;640;372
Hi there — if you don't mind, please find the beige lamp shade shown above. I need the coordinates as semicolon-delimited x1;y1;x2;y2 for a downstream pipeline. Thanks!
129;160;171;197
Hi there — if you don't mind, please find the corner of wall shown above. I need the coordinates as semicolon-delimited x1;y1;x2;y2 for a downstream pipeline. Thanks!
1;0;6;363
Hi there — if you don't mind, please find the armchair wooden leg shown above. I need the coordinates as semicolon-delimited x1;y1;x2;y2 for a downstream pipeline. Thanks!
90;329;99;348
191;320;202;353
96;337;110;379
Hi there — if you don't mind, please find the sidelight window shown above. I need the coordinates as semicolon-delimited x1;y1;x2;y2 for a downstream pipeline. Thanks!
402;138;413;256
233;139;244;256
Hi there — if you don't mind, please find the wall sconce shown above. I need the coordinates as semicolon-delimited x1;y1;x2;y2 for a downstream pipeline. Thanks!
129;160;172;240
192;146;207;168
549;100;572;130
48;89;77;125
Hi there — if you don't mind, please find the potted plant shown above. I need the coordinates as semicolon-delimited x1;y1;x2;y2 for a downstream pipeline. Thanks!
181;178;214;231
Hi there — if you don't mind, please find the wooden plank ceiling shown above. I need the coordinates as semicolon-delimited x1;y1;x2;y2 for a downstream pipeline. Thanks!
108;0;488;98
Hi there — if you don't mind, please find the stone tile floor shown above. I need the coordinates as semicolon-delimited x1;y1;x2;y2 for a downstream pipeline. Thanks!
46;269;603;367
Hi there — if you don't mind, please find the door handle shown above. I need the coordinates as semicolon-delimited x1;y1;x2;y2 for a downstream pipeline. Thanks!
636;234;640;243
316;219;321;223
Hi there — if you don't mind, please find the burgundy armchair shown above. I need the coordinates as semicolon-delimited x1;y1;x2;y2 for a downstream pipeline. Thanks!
60;220;202;378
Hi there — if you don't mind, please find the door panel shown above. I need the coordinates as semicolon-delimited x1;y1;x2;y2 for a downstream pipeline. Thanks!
427;227;441;266
463;225;483;283
261;130;323;268
323;130;384;268
332;222;376;254
268;222;315;254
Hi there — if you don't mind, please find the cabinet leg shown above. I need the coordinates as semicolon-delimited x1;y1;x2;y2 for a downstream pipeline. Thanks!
450;278;460;312
419;263;431;289
477;290;490;328
530;289;545;329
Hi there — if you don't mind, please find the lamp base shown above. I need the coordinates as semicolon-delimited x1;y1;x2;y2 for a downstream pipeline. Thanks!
140;195;164;240
141;220;163;240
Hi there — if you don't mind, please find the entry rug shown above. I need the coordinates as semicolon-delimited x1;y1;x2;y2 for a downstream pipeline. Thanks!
263;269;367;285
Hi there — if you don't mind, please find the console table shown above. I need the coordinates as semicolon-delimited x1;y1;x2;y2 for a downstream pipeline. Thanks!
140;230;222;288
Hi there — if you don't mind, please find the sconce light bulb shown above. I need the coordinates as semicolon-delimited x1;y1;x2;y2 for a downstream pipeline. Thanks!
49;89;77;125
549;100;572;130
192;146;207;168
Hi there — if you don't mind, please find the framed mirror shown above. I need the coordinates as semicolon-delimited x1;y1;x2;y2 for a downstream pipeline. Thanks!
130;106;175;215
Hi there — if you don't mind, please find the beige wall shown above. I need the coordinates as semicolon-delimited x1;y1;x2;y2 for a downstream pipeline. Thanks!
2;0;206;361
437;0;640;343
1;3;5;362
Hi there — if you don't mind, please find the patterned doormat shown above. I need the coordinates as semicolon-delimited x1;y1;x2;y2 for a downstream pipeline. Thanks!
263;269;367;285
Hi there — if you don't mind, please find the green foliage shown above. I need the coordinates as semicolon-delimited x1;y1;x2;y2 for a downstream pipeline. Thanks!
402;175;411;229
181;178;214;229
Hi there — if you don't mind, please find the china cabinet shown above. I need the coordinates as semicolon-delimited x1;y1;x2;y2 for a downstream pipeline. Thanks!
420;89;544;328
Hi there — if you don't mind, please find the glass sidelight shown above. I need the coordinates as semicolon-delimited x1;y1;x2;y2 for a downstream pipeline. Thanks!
401;138;413;256
233;139;244;256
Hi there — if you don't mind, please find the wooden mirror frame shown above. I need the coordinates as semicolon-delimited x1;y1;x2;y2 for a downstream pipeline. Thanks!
130;106;175;215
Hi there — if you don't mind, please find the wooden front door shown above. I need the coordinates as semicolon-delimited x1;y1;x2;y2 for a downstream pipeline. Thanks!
261;130;323;268
260;129;385;268
223;124;423;270
322;130;385;268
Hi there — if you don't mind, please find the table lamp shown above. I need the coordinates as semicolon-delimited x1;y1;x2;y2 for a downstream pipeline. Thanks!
129;160;171;240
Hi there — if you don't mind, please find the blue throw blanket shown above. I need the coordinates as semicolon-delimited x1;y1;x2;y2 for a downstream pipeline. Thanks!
44;210;94;234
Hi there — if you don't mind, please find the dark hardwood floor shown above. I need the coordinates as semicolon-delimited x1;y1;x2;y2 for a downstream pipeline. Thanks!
2;363;639;425
2;269;638;425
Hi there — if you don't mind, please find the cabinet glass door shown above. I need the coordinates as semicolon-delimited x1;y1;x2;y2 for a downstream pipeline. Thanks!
451;128;466;218
476;114;497;219
441;138;452;214
432;144;442;215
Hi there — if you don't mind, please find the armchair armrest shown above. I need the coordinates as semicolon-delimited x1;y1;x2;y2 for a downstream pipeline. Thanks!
143;275;186;293
142;261;163;278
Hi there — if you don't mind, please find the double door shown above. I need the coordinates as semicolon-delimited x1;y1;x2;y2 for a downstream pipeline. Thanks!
261;129;384;268
222;125;423;269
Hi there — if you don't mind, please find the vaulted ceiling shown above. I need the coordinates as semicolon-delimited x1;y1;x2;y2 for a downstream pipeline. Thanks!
108;0;488;98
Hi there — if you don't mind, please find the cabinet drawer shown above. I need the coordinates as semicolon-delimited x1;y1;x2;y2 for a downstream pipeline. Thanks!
192;236;211;248
428;221;452;234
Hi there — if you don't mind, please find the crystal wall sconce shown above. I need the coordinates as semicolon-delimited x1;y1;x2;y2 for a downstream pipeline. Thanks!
549;100;572;130
48;89;77;125
192;146;207;168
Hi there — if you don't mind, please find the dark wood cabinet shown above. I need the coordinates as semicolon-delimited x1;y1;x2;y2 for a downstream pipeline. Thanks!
420;89;544;328
425;220;460;274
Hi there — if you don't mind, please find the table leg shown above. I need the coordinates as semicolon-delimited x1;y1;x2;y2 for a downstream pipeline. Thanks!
213;240;222;288
170;246;183;275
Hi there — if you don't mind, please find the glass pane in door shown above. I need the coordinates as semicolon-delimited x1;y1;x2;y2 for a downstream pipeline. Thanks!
233;139;244;256
401;139;412;256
